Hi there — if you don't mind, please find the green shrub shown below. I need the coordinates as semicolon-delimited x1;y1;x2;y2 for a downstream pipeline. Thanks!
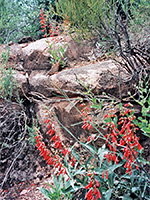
0;50;16;100
35;95;149;199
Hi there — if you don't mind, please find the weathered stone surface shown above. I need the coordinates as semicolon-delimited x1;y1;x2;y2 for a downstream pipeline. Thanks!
49;60;120;96
37;99;90;144
0;36;131;143
8;35;96;72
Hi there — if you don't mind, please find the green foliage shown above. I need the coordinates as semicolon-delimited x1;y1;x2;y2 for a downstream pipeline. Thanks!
39;175;73;199
47;42;68;66
132;76;150;137
0;0;58;44
36;94;149;199
130;0;150;30
27;125;37;146
0;50;17;100
54;0;145;40
55;0;106;39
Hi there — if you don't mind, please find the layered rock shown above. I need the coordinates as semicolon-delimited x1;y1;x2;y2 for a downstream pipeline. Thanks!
1;35;132;142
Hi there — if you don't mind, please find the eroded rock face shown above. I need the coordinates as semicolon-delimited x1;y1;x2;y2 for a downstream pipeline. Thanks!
49;60;119;95
1;36;132;139
6;35;128;99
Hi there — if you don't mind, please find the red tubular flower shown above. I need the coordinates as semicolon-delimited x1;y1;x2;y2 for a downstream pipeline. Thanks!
87;136;91;142
85;180;93;189
105;152;110;163
58;169;64;175
50;135;56;142
95;179;100;187
55;162;60;168
61;148;70;157
106;171;108;180
47;157;54;165
102;170;105;179
85;188;93;200
137;143;142;151
104;114;108;118
44;119;50;123
66;177;70;182
124;103;129;107
94;185;97;195
72;160;76;167
96;189;102;199
82;123;88;130
43;34;47;37
70;157;75;163
124;109;130;115
63;168;67;175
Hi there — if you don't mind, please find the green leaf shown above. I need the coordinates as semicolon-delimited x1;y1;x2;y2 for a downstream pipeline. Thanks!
98;145;108;165
122;194;132;200
72;148;80;161
142;181;148;198
107;163;123;174
91;104;102;109
39;188;52;199
85;156;93;169
92;97;96;104
81;142;97;155
73;168;86;176
132;187;140;193
54;176;59;189
49;184;56;191
62;186;75;194
64;177;71;189
105;189;113;200
142;127;150;134
64;154;69;168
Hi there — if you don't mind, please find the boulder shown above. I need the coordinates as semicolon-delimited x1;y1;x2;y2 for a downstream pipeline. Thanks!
0;36;133;145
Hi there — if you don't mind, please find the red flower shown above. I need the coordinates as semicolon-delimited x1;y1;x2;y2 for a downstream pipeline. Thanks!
102;170;105;179
85;180;93;189
85;188;93;200
95;179;100;187
124;103;129;107
137;143;142;151
106;171;108;180
124;109;130;115
96;189;102;199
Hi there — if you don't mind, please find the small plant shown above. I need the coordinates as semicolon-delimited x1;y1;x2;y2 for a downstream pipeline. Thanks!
39;175;72;199
0;50;17;100
47;41;68;67
131;75;150;138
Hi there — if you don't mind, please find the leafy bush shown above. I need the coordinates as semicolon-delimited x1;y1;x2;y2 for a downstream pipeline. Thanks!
0;0;58;44
35;96;149;199
53;0;150;76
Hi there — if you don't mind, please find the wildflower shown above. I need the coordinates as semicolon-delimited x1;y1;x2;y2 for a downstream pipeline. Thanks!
124;109;130;115
43;33;47;37
85;180;93;189
96;189;102;199
106;171;108;180
66;177;70;182
95;179;100;187
124;103;129;107
102;170;105;179
58;169;64;175
85;188;93;200
72;160;76;167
